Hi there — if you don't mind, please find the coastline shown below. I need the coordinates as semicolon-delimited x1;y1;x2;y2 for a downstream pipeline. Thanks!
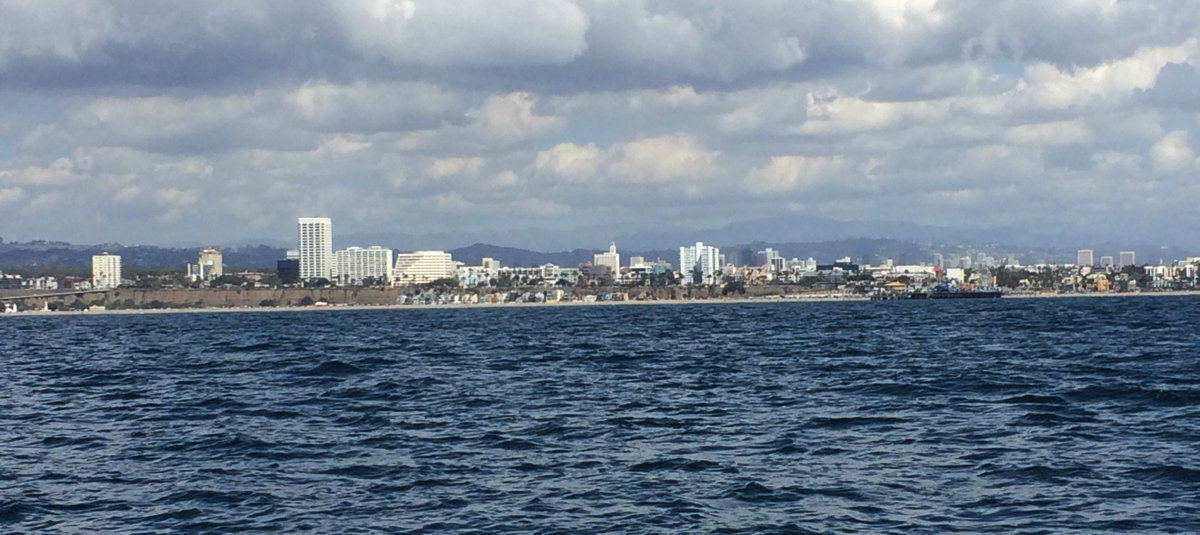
3;290;1199;317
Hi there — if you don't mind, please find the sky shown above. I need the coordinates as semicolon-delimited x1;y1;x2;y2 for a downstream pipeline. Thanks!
1;0;1198;249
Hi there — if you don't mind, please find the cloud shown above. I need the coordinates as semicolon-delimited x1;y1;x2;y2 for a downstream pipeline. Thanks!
3;1;1200;247
534;143;601;179
746;155;847;194
471;92;565;144
608;134;718;183
332;0;588;67
1151;131;1198;173
1138;62;1200;110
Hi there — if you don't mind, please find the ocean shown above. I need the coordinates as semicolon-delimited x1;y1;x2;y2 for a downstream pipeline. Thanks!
2;297;1199;533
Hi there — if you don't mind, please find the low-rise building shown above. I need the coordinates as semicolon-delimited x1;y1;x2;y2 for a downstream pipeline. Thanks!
336;246;393;286
394;251;454;285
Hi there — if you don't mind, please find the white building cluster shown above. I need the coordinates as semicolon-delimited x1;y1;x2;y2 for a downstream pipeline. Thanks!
294;217;458;287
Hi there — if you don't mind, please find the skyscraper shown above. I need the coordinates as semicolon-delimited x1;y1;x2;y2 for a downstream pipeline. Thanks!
593;242;621;274
198;248;223;279
91;253;122;289
1119;251;1136;268
679;242;721;285
1076;249;1094;267
298;217;334;281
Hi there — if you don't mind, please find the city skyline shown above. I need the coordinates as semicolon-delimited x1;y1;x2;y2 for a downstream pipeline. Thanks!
1;2;1199;248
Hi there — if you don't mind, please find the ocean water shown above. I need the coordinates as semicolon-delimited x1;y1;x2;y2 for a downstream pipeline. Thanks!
2;297;1199;534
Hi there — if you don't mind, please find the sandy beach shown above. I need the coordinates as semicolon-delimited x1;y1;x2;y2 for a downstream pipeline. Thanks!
3;290;1198;318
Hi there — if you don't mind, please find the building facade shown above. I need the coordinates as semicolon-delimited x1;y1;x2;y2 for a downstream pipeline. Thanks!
92;253;122;289
335;246;393;286
593;242;621;274
188;248;223;281
1076;249;1095;267
679;242;721;285
1119;251;1136;268
394;251;454;284
298;217;334;281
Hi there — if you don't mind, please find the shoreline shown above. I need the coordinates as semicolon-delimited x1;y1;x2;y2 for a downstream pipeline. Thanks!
2;290;1199;317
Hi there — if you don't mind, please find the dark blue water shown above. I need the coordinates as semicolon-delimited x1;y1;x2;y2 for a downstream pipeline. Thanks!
3;297;1199;533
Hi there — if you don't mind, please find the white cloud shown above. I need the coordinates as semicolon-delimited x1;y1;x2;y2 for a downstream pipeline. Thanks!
1151;131;1197;173
3;1;1200;246
746;155;847;194
1004;120;1092;146
429;157;486;178
0;1;119;67
333;0;588;67
607;135;718;183
534;143;601;180
471;92;564;144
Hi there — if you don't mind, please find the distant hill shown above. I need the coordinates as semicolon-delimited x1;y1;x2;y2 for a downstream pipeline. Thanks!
0;241;286;272
1;237;1191;274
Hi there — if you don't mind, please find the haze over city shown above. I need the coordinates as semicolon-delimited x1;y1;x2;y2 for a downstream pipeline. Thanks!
1;1;1199;249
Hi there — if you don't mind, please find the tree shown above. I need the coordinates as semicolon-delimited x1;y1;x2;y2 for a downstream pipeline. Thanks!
298;296;315;306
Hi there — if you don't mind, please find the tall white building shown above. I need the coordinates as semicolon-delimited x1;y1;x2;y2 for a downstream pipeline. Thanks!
298;217;334;281
679;242;721;285
92;253;122;289
593;242;621;274
335;246;393;286
394;251;454;284
1076;249;1095;267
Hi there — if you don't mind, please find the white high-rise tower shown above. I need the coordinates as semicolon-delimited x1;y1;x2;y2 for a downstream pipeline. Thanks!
91;253;122;289
298;217;334;281
679;242;721;285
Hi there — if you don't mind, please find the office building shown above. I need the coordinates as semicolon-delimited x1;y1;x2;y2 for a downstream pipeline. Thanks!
1119;251;1136;268
1100;256;1114;269
593;242;621;274
188;248;223;281
91;253;122;289
199;248;223;278
757;248;785;272
335;246;393;286
679;242;721;285
1076;249;1094;267
298;217;334;281
394;251;454;284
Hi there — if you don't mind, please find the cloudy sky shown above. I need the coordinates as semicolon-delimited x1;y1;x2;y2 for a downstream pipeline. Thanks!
1;0;1198;248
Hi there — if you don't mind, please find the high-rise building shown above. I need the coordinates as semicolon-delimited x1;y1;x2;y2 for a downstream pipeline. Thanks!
91;253;122;289
298;217;334;281
933;253;945;268
198;248;223;279
1119;251;1136;268
757;248;784;272
335;246;393;286
593;242;621;274
1077;249;1095;267
1100;256;1114;269
393;251;454;284
679;242;721;285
